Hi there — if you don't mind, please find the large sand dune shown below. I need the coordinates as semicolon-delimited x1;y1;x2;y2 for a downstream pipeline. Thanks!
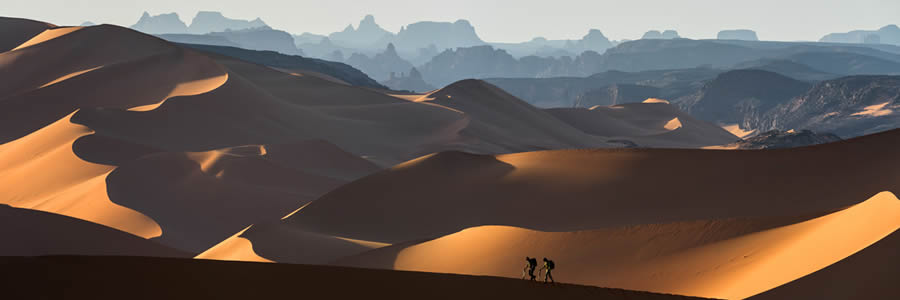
546;102;739;148
0;17;53;52
0;204;187;257
271;129;898;246
0;256;710;300
338;192;900;299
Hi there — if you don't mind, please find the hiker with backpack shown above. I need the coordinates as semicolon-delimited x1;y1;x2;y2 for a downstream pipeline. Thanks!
539;257;555;283
522;257;538;281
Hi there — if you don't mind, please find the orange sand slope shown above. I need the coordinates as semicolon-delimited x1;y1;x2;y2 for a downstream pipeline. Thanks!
271;129;899;246
0;256;711;300
546;102;739;148
0;17;53;52
338;192;900;299
0;204;187;257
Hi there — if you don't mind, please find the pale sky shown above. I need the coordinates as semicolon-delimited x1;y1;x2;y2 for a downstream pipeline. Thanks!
4;0;898;42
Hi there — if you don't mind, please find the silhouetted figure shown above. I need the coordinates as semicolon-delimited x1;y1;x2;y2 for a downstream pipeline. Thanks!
522;257;538;280
540;257;555;283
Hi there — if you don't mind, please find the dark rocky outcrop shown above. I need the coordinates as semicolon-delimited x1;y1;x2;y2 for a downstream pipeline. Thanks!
728;130;842;149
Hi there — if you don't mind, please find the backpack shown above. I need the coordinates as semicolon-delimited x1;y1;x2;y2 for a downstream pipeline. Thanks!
547;260;555;270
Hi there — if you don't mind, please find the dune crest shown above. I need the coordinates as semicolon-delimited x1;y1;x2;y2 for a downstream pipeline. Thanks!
339;192;900;300
11;26;83;51
195;225;273;263
643;98;671;104
0;113;162;238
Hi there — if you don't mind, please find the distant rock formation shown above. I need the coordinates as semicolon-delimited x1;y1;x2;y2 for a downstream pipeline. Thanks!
567;29;614;53
329;15;393;47
293;32;326;45
209;26;302;55
728;130;842;149
131;12;188;34
676;69;812;131
419;45;519;87
80;21;96;26
578;84;661;107
820;25;900;45
390;20;485;51
760;75;900;138
642;30;680;39
718;29;758;41
131;11;267;35
382;67;436;92
345;43;415;81
189;11;267;34
156;34;242;48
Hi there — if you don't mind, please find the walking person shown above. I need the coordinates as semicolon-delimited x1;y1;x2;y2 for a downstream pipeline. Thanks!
539;257;555;283
522;257;538;281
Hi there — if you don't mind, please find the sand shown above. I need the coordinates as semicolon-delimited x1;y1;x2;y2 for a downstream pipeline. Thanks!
338;192;899;299
0;256;710;300
0;17;54;52
546;103;739;148
0;204;187;257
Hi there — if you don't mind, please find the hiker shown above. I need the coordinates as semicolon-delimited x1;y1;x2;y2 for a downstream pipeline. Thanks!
540;257;555;283
522;257;538;280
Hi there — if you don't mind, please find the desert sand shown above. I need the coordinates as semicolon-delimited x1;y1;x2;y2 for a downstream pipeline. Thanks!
0;256;710;300
338;192;900;299
0;204;187;257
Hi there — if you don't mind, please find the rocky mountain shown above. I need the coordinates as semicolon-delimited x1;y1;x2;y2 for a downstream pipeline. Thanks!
759;75;900;137
733;59;839;81
181;43;386;89
491;29;614;58
294;37;358;62
329;15;393;48
486;68;721;108
676;69;812;131
389;20;485;51
188;11;267;34
156;34;242;48
418;46;521;87
345;43;414;81
293;32;326;45
820;25;900;45
381;68;435;92
131;12;188;34
209;26;302;55
718;29;758;41
642;30;680;39
727;130;842;149
80;21;96;26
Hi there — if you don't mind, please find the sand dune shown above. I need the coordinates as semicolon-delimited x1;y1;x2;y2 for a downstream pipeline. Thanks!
339;192;899;299
239;129;900;266
0;113;162;238
195;225;273;263
546;102;739;148
0;256;709;300
0;17;54;52
0;205;187;257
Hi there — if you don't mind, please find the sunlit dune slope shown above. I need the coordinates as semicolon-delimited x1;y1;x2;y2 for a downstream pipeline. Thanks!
546;102;739;148
339;192;900;299
0;256;711;300
273;129;899;251
0;113;162;238
0;205;187;257
0;24;227;143
0;17;53;52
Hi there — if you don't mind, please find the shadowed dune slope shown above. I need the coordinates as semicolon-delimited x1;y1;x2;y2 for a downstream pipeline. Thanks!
0;17;54;52
419;79;612;152
546;102;739;148
0;256;710;300
337;192;900;299
0;205;188;257
275;129;899;248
